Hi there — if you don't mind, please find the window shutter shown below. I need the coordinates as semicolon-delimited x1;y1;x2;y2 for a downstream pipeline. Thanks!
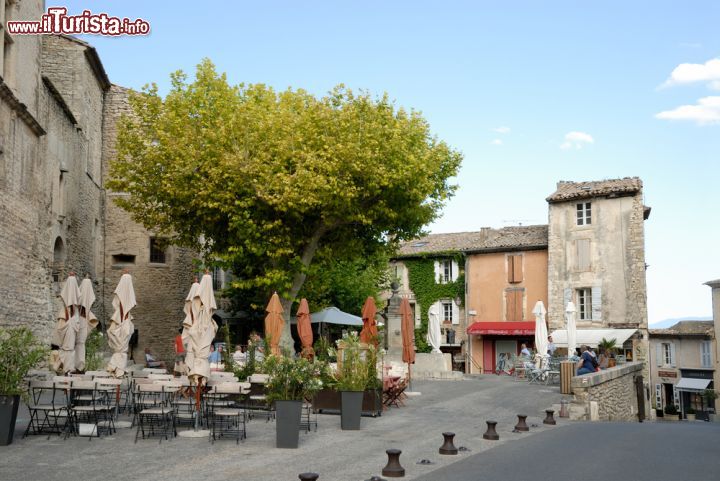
576;239;590;271
591;286;602;321
451;260;459;282
434;261;441;284
515;290;524;321
507;256;514;283
673;385;679;406
452;302;460;325
670;343;676;367
513;255;523;283
656;344;663;366
655;384;662;409
415;302;421;327
505;291;514;321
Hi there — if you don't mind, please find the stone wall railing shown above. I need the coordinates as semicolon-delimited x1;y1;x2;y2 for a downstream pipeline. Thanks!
570;362;643;421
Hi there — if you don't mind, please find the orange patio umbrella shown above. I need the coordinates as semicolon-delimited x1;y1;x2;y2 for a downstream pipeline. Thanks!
400;297;415;382
264;292;285;356
360;296;378;346
296;298;314;359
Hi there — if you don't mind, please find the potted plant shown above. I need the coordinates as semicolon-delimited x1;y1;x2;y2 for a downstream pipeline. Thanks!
686;407;696;421
264;354;325;448
702;389;718;422
0;327;48;445
598;338;618;367
335;332;371;430
664;404;679;421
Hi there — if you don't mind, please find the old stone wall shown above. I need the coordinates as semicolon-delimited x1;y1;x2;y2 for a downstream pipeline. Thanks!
101;86;197;364
571;362;643;421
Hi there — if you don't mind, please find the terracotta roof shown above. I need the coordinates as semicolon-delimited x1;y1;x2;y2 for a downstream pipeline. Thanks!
546;177;642;203
396;225;548;257
649;321;714;337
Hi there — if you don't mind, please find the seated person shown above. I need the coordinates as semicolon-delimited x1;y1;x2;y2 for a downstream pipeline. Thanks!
576;345;595;375
208;344;221;364
232;344;246;364
520;343;531;358
144;347;167;369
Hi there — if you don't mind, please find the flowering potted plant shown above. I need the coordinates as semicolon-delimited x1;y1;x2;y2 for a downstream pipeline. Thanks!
0;328;48;445
335;332;373;430
263;354;326;448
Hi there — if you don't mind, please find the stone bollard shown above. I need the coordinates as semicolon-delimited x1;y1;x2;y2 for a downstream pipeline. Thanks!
382;449;405;478
559;399;569;418
439;432;458;455
543;410;557;425
483;420;500;440
514;414;529;432
299;474;319;481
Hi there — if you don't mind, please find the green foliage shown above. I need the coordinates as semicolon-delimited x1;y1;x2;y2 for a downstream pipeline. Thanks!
221;323;234;372
664;404;678;415
299;247;391;315
313;336;336;363
702;389;718;402
404;256;465;353
0;328;48;396
334;332;373;391
109;59;462;314
263;355;328;402
598;337;618;354
84;329;106;372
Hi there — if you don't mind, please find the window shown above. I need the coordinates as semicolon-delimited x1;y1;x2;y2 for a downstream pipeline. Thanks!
576;202;591;226
149;238;166;263
577;288;592;320
505;289;524;322
112;254;136;265
701;341;712;368
662;343;673;366
441;259;453;284
442;301;453;324
211;266;223;291
575;239;591;271
507;254;523;283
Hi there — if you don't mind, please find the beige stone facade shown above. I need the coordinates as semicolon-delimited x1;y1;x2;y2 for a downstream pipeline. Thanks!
0;2;195;364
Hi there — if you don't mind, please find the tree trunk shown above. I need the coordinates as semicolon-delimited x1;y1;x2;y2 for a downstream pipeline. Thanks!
279;225;328;352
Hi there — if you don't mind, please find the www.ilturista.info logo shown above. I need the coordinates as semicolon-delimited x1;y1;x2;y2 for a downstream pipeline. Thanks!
6;7;150;36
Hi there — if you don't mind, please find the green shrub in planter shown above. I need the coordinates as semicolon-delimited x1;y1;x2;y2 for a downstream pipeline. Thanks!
0;327;48;445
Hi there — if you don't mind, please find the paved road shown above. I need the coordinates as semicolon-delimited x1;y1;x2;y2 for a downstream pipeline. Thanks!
0;376;564;481
415;421;720;481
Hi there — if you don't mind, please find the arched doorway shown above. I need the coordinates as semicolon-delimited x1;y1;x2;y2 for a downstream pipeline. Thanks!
52;236;65;283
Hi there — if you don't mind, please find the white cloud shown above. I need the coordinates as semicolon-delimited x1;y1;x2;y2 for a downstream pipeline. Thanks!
490;138;503;146
660;57;720;89
560;131;594;150
492;126;511;134
655;96;720;125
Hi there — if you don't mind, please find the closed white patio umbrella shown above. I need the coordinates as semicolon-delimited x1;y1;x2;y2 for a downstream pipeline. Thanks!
566;301;577;360
533;300;548;367
427;304;442;354
54;274;81;374
106;272;136;377
76;276;99;371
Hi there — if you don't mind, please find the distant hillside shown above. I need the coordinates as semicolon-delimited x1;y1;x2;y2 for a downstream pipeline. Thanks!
649;316;713;329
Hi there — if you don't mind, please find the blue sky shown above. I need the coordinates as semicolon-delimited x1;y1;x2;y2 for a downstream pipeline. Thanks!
61;0;719;323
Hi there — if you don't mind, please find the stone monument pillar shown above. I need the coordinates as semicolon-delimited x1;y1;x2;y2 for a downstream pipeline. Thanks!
386;284;404;357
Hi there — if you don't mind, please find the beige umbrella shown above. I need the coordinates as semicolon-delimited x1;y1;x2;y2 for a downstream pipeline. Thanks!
181;279;201;376
75;276;99;371
185;273;217;432
106;272;136;377
54;274;81;374
264;292;284;356
186;273;217;384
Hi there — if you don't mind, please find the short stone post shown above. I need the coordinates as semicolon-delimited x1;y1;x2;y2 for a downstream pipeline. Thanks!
483;420;500;440
439;432;458;455
514;414;529;432
382;449;405;477
543;410;556;425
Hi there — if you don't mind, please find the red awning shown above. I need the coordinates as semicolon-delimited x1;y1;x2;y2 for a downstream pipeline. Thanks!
466;321;536;336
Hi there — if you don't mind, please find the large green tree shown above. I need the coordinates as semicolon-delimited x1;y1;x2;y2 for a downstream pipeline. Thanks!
109;59;462;348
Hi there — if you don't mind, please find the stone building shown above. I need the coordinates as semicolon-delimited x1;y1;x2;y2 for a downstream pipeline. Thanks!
0;1;195;363
648;320;715;419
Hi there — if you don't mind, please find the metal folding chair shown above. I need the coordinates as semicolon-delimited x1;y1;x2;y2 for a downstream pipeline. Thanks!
23;380;70;438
